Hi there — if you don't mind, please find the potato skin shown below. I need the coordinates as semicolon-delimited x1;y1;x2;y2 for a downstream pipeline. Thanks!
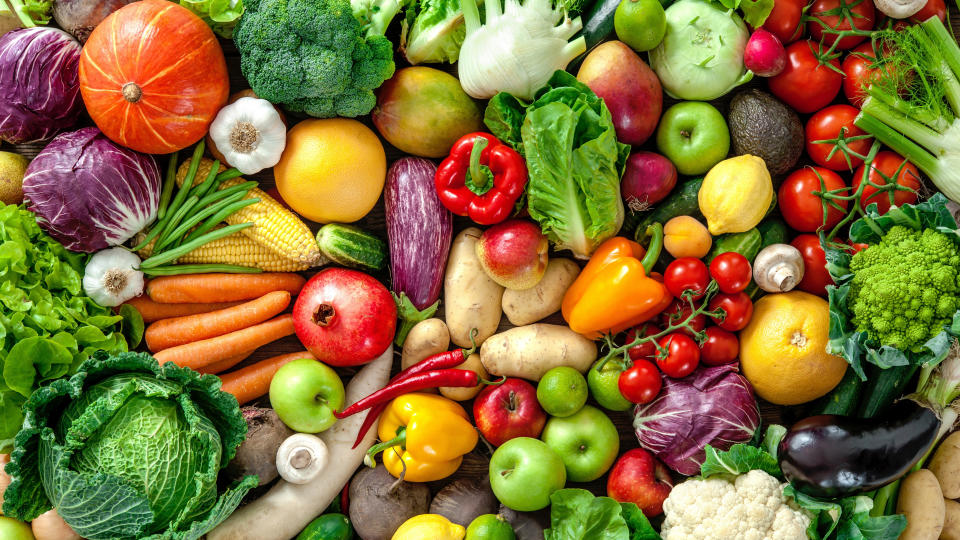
444;228;505;348
480;324;597;381
943;499;960;540
502;258;580;326
439;353;488;401
929;431;960;499
897;469;945;540
401;318;450;370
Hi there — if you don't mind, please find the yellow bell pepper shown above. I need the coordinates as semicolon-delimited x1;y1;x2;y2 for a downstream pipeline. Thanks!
562;224;673;338
392;514;465;540
370;393;478;482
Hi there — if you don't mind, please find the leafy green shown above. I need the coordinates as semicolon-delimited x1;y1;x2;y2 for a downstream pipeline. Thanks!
712;0;773;28
5;0;51;27
179;0;245;37
400;0;468;64
2;351;256;540
700;424;786;478
784;487;907;540
545;489;660;540
484;71;629;260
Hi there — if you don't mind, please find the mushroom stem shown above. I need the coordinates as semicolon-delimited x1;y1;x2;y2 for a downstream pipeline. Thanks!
753;244;805;293
276;433;328;484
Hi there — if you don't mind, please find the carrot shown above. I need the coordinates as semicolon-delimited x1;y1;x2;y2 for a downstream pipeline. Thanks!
145;291;292;352
220;351;316;404
154;314;296;370
120;296;243;323
146;273;307;304
198;350;254;375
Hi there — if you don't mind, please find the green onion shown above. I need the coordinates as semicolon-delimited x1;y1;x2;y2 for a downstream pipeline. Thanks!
142;264;262;276
141;222;253;269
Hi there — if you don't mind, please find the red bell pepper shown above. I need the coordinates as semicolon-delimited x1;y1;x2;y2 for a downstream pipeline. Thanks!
435;132;527;225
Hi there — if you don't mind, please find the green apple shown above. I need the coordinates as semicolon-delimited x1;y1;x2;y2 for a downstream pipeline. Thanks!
270;358;345;433
0;516;34;540
588;359;633;412
655;101;730;176
540;405;620;483
489;437;566;511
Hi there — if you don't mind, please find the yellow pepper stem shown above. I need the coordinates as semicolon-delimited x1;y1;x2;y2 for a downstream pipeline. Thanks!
367;427;407;461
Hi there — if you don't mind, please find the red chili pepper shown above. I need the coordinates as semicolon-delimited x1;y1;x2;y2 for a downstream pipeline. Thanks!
435;132;527;225
337;369;503;419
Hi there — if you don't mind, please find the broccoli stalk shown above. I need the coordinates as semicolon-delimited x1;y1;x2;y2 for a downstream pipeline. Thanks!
3;0;51;27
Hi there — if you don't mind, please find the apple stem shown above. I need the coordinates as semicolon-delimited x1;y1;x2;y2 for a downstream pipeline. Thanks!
507;390;518;412
313;304;335;327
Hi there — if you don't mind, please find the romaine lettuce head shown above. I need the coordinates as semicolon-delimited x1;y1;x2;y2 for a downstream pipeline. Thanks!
2;351;256;540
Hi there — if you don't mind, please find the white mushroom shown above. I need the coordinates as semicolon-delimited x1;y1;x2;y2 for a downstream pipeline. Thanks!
874;0;925;19
276;433;328;485
753;244;805;293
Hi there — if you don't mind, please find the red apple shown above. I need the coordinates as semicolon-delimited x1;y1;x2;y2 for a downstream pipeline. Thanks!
293;268;397;366
475;219;548;290
607;448;673;517
473;378;547;447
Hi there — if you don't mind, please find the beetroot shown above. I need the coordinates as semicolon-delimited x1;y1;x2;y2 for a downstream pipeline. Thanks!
744;29;787;77
621;151;678;212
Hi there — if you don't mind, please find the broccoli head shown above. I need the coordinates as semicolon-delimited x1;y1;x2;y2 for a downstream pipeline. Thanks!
848;225;960;352
234;0;395;118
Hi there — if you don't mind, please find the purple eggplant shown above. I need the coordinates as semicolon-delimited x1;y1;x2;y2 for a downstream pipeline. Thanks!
384;157;453;345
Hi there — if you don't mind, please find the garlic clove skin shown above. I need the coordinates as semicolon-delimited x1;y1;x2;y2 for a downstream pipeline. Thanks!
83;247;144;307
209;97;287;175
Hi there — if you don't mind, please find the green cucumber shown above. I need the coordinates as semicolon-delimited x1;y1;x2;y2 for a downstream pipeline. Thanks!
857;364;920;419
757;218;788;249
811;367;863;415
632;178;704;241
316;223;388;272
707;228;762;262
296;514;353;540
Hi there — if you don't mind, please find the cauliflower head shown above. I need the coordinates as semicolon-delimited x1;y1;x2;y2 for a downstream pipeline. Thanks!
661;469;811;540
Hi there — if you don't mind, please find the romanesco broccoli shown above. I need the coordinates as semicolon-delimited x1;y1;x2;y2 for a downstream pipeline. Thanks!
848;225;960;352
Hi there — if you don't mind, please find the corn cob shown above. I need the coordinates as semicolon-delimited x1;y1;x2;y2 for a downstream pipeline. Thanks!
176;158;324;266
136;231;312;272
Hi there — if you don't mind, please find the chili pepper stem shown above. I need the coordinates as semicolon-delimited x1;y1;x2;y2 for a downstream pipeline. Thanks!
479;376;507;386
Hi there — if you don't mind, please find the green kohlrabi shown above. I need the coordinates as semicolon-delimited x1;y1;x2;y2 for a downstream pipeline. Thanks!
485;71;628;259
2;351;256;540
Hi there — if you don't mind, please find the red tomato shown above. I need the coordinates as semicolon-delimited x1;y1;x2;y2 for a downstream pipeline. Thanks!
626;323;662;362
700;327;740;366
791;234;834;297
763;0;807;44
842;42;885;108
658;299;707;338
769;41;844;113
779;167;849;232
852;151;922;214
808;0;875;50
664;258;710;300
708;292;754;332
806;105;873;170
912;0;946;22
847;240;870;253
618;359;662;404
655;333;700;378
709;252;752;294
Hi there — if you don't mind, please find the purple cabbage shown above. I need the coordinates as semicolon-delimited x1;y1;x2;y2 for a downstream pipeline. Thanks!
22;127;161;252
634;363;760;475
0;27;83;144
384;157;453;345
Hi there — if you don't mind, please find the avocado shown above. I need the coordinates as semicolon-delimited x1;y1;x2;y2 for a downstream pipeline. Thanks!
727;89;804;177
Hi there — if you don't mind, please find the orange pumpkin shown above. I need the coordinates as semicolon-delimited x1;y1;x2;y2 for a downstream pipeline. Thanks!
79;0;229;154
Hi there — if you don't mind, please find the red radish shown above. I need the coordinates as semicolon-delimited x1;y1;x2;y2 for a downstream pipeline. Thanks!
293;268;397;366
744;29;787;77
621;151;677;212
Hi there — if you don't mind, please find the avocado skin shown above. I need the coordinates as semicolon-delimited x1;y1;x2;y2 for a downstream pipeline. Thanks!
728;89;804;177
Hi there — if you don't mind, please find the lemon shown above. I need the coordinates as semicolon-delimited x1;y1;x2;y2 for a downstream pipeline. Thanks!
698;154;773;235
392;514;465;540
739;291;848;405
0;151;28;205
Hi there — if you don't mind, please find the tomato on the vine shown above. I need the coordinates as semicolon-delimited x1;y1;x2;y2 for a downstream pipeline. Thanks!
658;299;706;338
807;0;875;50
842;42;889;108
791;234;834;297
779;167;849;232
912;0;946;22
655;333;700;378
769;41;843;113
664;258;710;299
626;323;662;361
763;0;807;44
700;327;740;366
708;292;754;332
852;151;922;214
709;252;752;294
618;359;662;404
806;105;873;171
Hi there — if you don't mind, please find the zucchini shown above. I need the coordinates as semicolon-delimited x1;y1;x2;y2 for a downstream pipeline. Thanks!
632;178;704;241
811;367;864;415
707;228;762;262
858;363;920;418
316;223;388;272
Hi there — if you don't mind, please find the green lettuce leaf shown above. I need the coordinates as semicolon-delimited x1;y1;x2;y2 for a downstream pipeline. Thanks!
784;487;907;540
700;424;786;478
179;0;244;37
710;0;772;28
544;489;660;540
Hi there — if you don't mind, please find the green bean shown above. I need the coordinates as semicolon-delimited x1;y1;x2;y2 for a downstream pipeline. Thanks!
157;150;179;220
141;222;253;269
142;264;262;276
215;168;244;183
153;195;199;252
165;141;205;223
196;181;257;209
158;194;256;252
187;159;221;203
184;198;261;245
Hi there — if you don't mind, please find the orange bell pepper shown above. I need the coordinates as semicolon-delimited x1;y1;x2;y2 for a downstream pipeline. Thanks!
562;224;672;338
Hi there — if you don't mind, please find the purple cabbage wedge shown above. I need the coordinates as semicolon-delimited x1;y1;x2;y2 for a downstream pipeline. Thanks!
0;27;83;144
634;363;760;475
385;157;453;345
23;127;162;252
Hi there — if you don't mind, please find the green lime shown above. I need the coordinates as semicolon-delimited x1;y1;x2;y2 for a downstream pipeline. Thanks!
296;513;354;540
588;358;633;412
537;366;588;417
466;514;516;540
614;0;667;53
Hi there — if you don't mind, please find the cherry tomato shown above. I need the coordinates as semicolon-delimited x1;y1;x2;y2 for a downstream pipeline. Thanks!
763;0;806;44
655;333;700;378
769;41;844;114
842;42;891;108
709;252;752;294
708;292;754;332
846;240;870;253
852;151;922;214
618;359;662;404
664;258;710;300
912;0;946;22
658;299;706;338
700;327;740;366
779;167;849;232
808;0;875;50
626;323;662;362
805;105;873;171
791;234;834;297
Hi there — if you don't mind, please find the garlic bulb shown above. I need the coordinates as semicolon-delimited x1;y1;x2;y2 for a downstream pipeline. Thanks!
208;97;286;175
83;247;144;307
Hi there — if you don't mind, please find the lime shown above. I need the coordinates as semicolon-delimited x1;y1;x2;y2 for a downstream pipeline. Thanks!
614;0;667;53
587;358;633;412
537;366;588;417
466;514;516;540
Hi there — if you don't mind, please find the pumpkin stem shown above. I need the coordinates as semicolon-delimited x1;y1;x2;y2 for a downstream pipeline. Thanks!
122;83;143;103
